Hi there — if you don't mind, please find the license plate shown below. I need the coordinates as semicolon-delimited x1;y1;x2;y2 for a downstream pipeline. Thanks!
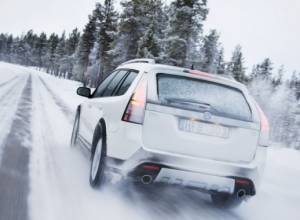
178;119;229;138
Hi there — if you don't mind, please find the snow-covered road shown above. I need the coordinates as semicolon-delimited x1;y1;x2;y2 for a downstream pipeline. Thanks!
0;62;299;220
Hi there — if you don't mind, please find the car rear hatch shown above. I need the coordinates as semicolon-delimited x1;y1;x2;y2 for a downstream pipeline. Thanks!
142;73;260;163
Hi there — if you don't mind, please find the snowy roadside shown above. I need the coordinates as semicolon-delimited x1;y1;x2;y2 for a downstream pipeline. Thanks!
0;62;300;220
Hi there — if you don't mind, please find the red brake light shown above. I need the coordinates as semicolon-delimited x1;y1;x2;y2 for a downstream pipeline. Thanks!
256;103;269;132
122;78;147;124
235;179;250;185
255;102;270;147
143;165;160;171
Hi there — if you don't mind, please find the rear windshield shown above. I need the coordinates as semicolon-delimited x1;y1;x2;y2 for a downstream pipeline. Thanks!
157;74;252;121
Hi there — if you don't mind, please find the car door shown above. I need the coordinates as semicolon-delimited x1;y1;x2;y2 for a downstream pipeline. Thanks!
79;69;138;150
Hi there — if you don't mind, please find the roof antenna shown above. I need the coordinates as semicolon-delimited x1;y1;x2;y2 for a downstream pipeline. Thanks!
191;64;194;70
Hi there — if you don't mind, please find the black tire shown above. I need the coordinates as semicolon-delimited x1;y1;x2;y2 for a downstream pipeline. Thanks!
70;110;80;148
211;193;244;208
89;127;106;188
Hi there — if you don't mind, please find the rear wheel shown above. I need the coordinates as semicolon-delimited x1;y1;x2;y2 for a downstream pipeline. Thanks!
89;133;106;188
211;193;244;208
70;110;80;148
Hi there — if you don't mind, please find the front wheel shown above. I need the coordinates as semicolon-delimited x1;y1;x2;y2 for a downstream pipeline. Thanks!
89;136;106;188
211;193;244;208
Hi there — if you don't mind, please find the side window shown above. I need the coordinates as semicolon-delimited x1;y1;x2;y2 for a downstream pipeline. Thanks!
93;70;118;98
101;70;128;97
115;71;138;96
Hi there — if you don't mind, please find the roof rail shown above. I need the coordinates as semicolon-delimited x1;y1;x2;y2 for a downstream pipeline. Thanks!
120;58;156;66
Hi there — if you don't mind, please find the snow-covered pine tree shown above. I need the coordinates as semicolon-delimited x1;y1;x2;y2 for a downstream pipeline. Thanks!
96;0;118;81
136;20;161;59
248;60;300;148
54;32;66;76
136;0;166;60
288;72;300;148
35;32;48;69
249;65;259;82
227;45;246;83
259;58;273;80
44;33;59;74
65;28;80;56
295;73;300;100
289;72;300;99
111;0;151;66
86;42;100;87
216;47;226;75
83;3;103;86
0;34;8;61
0;34;13;62
272;65;284;88
199;29;221;73
23;30;38;66
73;9;98;83
250;58;273;83
10;37;28;65
152;0;169;41
63;28;80;79
164;0;208;67
265;81;298;147
6;35;13;62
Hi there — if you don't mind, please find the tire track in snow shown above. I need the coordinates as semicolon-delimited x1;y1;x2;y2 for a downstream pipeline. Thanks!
37;76;91;136
0;75;20;88
30;75;75;220
30;74;105;220
0;76;24;104
37;76;74;122
0;75;28;153
0;75;32;220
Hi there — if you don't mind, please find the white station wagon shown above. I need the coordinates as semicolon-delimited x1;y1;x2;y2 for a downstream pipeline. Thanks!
71;59;269;207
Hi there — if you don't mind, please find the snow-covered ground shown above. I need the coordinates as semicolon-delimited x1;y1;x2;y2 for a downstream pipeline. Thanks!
0;62;300;220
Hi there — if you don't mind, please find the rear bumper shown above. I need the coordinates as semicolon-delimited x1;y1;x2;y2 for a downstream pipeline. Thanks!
106;146;267;195
154;168;236;194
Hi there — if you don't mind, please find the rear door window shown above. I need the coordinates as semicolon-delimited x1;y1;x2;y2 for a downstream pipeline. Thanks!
157;74;252;121
101;70;128;97
93;70;119;98
115;71;138;96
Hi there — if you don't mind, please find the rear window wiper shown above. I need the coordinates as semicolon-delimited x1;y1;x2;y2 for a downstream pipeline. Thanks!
163;97;219;113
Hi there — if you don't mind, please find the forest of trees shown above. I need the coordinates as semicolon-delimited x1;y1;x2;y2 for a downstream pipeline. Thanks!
0;0;299;149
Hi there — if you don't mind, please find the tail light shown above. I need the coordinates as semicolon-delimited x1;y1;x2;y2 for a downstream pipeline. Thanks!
122;78;147;124
235;179;250;185
255;103;270;147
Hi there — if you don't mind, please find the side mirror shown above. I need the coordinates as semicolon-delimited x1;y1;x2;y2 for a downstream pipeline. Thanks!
77;87;91;98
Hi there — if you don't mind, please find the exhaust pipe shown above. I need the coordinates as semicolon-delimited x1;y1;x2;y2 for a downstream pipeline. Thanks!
141;175;153;184
237;189;246;198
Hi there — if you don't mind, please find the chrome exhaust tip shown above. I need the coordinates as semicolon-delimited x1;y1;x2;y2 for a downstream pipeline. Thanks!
141;175;153;184
237;189;246;198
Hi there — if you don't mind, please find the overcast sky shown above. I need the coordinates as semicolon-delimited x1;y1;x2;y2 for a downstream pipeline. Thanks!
0;0;299;75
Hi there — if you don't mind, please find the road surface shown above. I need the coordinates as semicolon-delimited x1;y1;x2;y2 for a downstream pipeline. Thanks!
0;62;299;220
